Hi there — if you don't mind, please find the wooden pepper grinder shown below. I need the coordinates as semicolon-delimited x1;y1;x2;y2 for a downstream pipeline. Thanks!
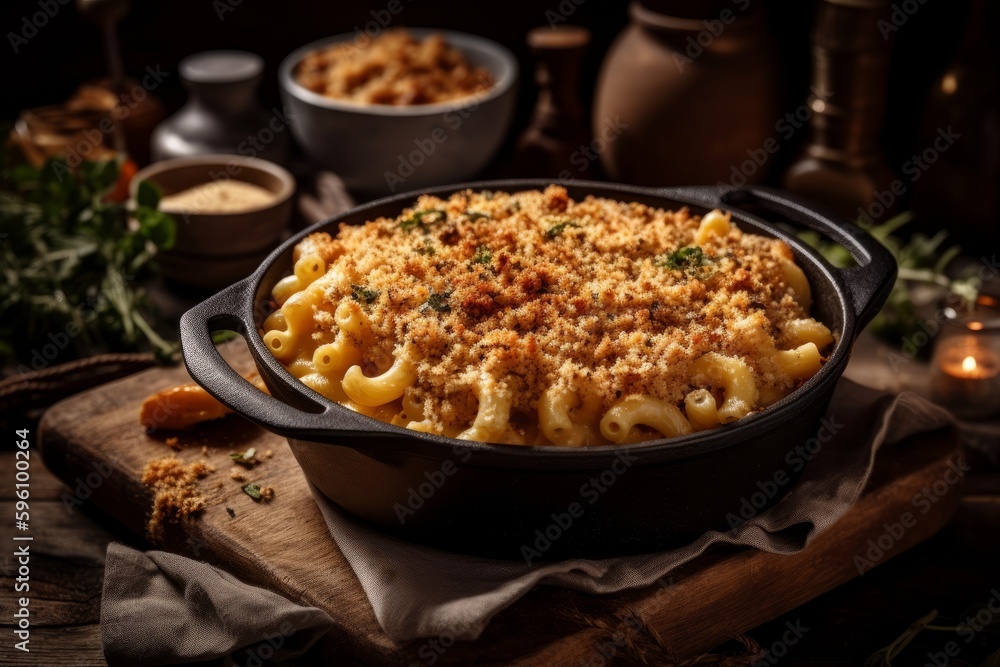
76;0;130;89
76;0;129;153
913;0;1000;249
783;0;897;223
506;26;595;180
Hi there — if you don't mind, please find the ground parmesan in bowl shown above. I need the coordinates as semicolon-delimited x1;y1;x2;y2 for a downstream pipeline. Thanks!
160;180;278;214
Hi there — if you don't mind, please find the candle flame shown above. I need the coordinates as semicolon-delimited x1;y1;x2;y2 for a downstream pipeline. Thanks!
968;321;985;331
962;356;977;373
942;73;958;94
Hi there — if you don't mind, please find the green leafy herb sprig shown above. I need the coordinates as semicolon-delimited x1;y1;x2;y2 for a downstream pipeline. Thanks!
866;610;939;667
657;245;715;280
230;447;258;467
659;246;706;270
464;210;490;222
424;290;452;313
866;606;1000;667
799;212;980;349
0;150;178;367
399;208;446;233
350;284;380;305
545;219;581;238
471;245;492;266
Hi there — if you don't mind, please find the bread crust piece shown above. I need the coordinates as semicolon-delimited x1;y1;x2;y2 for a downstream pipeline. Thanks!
295;29;493;106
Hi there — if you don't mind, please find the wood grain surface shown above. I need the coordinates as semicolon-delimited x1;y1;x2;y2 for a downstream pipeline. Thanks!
35;341;963;666
0;457;118;667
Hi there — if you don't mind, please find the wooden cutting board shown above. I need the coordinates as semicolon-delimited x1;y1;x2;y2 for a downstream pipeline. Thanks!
38;341;962;666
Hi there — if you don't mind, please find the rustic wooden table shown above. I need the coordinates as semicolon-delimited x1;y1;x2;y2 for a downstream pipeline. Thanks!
2;225;999;664
1;443;998;666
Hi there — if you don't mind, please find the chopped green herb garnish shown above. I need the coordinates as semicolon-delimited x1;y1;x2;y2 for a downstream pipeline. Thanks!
425;290;452;313
659;246;706;270
416;241;436;256
230;447;257;466
242;484;262;501
545;220;581;238
465;211;490;222
350;284;380;304
399;208;447;233
471;245;493;266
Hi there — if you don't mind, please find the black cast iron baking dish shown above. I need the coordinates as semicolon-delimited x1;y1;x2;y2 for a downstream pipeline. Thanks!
180;180;896;560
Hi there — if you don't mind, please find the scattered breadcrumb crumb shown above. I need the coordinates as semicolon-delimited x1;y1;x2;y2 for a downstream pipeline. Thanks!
229;467;247;482
260;486;275;501
141;458;215;540
230;447;259;467
263;449;274;459
165;436;180;450
201;446;209;457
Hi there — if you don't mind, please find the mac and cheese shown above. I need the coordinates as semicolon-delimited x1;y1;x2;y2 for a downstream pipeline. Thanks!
262;186;834;446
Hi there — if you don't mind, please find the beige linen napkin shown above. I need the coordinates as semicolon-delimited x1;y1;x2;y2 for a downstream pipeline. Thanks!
308;379;952;642
101;380;953;663
101;544;334;665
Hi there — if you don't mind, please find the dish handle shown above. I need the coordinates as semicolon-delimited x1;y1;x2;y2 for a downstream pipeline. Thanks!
179;278;378;438
663;185;898;331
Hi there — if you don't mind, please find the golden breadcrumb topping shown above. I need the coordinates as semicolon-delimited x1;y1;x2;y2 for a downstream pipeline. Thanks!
279;186;822;440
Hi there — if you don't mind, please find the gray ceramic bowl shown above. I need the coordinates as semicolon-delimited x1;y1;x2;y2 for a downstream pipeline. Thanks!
278;29;518;195
131;155;295;290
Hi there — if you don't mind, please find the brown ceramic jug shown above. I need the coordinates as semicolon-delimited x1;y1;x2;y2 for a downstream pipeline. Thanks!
593;1;781;186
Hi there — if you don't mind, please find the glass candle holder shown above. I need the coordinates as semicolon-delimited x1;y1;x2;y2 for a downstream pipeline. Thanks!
930;295;1000;419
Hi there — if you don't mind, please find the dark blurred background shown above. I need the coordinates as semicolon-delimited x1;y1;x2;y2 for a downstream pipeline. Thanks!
0;0;992;246
0;0;966;160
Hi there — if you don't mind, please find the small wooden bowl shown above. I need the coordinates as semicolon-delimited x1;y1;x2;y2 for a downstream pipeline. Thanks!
131;155;295;289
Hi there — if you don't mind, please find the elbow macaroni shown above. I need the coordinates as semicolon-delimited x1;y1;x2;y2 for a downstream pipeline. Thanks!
262;186;835;446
